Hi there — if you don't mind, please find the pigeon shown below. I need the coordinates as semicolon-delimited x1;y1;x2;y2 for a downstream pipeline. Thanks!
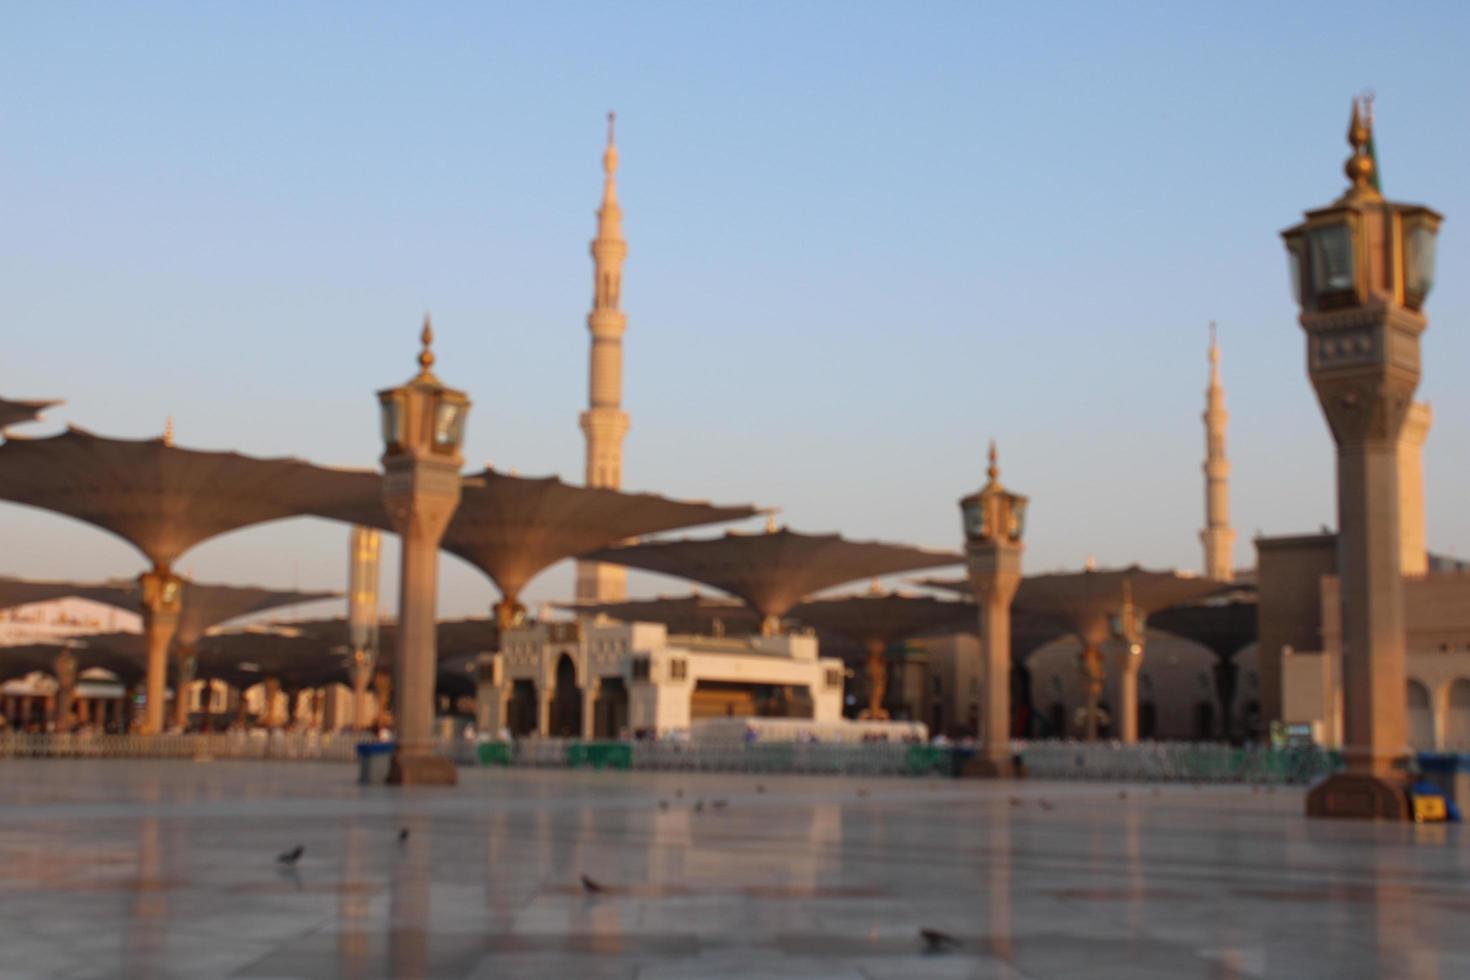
398;828;410;844
1008;797;1023;807
920;928;960;953
276;845;304;865
580;874;605;895
1118;790;1128;800
675;788;684;799
856;788;870;798
694;799;705;813
711;799;728;810
755;784;766;794
658;800;670;811
1038;800;1055;812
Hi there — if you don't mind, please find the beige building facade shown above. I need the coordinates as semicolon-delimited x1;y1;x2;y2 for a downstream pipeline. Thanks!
477;620;844;738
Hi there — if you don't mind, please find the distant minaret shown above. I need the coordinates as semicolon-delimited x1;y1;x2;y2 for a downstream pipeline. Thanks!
1201;323;1236;581
576;112;631;602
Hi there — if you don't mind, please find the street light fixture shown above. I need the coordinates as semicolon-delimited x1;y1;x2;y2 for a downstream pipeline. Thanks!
1281;100;1443;820
377;316;470;786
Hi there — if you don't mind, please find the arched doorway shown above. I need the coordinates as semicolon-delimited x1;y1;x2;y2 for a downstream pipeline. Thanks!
1448;680;1470;750
1193;701;1215;740
1138;702;1158;740
1407;679;1434;750
548;655;582;737
592;678;629;739
507;680;538;736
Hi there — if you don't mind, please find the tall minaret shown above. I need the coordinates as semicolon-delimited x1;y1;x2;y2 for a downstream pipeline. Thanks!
576;112;631;602
1200;323;1236;581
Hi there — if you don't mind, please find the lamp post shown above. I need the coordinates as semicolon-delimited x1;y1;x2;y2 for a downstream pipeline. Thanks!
378;317;470;785
1282;101;1442;820
960;442;1027;777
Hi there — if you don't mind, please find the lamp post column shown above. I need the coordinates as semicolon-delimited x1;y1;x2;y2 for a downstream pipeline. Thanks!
967;543;1021;775
959;443;1027;777
1283;101;1442;820
139;566;182;736
378;318;469;786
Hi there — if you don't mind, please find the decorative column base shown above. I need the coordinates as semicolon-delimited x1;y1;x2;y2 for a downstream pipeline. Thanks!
1305;772;1409;820
387;754;458;786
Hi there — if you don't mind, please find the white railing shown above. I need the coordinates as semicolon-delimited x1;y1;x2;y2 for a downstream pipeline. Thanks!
0;731;375;762
481;737;955;777
1017;740;1340;785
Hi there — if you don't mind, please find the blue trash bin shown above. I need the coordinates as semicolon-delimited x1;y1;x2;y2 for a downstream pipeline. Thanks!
1415;753;1467;821
357;741;396;785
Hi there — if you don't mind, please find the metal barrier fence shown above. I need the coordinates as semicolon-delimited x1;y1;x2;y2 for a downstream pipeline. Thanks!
1017;741;1342;785
0;731;372;762
0;733;1345;784
484;738;957;777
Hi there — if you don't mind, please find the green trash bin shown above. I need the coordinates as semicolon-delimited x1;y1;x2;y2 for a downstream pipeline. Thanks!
477;741;512;767
567;741;633;770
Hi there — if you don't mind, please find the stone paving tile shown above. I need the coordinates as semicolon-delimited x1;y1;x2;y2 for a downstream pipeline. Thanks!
0;760;1466;978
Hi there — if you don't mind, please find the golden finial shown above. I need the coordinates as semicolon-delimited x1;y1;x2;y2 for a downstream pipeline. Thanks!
986;440;999;484
1343;97;1376;198
765;512;779;533
417;314;435;373
162;416;174;447
869;578;883;595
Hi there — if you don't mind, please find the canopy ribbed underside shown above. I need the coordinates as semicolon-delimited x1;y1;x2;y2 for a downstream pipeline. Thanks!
583;529;962;620
789;593;976;645
311;468;758;599
558;594;763;636
0;428;376;567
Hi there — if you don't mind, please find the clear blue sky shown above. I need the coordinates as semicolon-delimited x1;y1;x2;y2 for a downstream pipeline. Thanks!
2;2;1467;620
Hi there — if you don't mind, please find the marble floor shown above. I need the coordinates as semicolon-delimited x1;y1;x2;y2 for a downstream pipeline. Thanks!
0;761;1466;979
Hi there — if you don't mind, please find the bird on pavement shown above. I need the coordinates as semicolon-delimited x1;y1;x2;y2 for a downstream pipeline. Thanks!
920;928;960;953
658;800;670;811
694;799;705;813
580;874;605;895
398;828;410;844
1038;800;1055;812
276;845;304;865
711;799;728;810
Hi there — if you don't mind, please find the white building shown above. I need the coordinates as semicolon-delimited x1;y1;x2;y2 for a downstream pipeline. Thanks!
477;620;845;738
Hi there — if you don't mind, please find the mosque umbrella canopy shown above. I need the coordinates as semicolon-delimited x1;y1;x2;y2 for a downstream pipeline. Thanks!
285;617;500;667
582;528;963;632
555;592;763;636
0;427;375;569
0;397;60;433
194;629;347;690
1149;593;1259;661
173;583;339;647
0;576;138;614
25;633;147;685
309;467;760;621
788;590;976;718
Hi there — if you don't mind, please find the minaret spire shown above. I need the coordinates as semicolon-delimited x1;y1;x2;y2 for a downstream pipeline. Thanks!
577;112;632;603
1201;321;1235;581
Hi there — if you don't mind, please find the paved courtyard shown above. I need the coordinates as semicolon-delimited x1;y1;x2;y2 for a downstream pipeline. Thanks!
0;760;1466;978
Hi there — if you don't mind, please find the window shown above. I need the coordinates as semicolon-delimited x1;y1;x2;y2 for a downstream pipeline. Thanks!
825;668;842;689
631;656;651;681
669;659;688;681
